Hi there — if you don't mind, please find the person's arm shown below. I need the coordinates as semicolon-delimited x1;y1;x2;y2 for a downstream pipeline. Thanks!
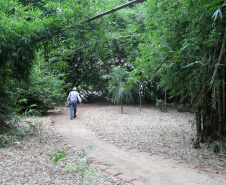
78;94;82;103
67;93;71;103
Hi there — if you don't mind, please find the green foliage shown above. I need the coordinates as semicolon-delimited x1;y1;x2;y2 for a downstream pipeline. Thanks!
197;148;204;152
0;117;25;147
1;0;225;144
18;73;66;113
50;150;69;164
177;103;194;113
0;85;17;124
0;134;8;147
156;99;167;112
0;134;18;147
59;0;145;102
51;146;101;184
103;67;131;104
210;143;216;149
63;159;100;184
134;0;225;100
129;0;226;141
0;0;93;123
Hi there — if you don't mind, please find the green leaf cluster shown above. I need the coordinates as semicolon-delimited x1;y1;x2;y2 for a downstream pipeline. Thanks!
0;0;91;123
134;0;225;102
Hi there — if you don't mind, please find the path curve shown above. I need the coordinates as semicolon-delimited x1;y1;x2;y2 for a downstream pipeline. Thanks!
54;104;226;185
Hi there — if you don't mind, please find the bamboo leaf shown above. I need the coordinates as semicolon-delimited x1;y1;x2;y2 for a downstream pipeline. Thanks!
212;9;222;21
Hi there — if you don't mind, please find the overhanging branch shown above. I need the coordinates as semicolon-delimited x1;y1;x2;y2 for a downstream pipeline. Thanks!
85;0;143;22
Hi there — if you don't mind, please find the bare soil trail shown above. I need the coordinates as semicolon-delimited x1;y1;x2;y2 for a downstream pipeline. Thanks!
54;103;226;185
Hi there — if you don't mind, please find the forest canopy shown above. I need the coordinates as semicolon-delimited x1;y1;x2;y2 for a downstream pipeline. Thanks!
0;0;225;145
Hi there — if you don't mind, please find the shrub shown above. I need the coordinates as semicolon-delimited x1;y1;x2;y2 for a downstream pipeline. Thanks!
156;99;167;112
177;103;194;112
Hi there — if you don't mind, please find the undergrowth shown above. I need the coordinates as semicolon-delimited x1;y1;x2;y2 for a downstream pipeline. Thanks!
50;146;102;185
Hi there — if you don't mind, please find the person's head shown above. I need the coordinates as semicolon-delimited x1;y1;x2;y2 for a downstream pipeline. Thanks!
73;87;77;91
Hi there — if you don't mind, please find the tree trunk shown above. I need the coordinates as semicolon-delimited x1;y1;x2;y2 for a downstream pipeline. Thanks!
181;92;183;104
222;67;226;135
217;73;223;138
139;83;142;111
196;107;201;137
121;100;123;114
200;95;207;143
210;27;225;85
165;91;167;102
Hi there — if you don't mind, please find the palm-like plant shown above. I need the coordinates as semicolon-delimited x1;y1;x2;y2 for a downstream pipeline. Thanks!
103;67;132;114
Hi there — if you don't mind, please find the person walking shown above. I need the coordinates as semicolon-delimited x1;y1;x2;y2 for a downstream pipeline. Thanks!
67;87;82;120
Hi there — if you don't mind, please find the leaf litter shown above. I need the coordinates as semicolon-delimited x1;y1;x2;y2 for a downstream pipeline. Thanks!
0;109;132;185
82;105;226;175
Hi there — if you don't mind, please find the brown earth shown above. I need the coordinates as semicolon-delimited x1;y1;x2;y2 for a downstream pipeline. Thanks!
0;106;131;185
54;103;226;185
1;103;226;185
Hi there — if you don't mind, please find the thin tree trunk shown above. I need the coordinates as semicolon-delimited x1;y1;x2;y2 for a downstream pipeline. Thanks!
214;87;217;110
200;95;206;143
121;100;123;114
196;107;201;138
190;85;193;104
222;67;226;135
210;27;226;85
181;92;183;104
139;95;142;112
165;91;167;102
217;74;223;137
139;83;142;111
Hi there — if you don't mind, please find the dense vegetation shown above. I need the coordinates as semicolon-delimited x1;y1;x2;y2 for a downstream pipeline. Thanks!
0;0;225;148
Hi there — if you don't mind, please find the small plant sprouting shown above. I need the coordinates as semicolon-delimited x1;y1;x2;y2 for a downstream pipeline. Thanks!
63;158;100;184
181;130;186;140
50;150;69;164
197;147;204;152
50;146;101;184
26;121;38;133
210;143;215;149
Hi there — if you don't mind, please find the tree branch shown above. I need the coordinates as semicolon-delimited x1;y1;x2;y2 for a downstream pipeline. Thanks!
112;34;140;39
85;0;143;22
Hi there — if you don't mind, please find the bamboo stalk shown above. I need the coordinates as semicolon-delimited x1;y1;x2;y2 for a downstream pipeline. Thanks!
165;91;167;102
217;74;223;137
200;95;207;142
85;0;143;22
196;107;201;137
112;34;140;39
121;100;123;114
139;83;142;112
210;27;226;85
222;67;225;135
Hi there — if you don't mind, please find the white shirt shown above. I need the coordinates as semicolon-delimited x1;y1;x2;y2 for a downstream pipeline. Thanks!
67;91;82;103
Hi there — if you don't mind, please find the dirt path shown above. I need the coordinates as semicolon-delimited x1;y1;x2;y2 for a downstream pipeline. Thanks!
54;104;226;185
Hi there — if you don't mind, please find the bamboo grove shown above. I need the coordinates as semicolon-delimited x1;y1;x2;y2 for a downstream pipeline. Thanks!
133;0;226;144
0;0;226;146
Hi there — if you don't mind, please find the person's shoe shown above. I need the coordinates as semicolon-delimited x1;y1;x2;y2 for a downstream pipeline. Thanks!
74;115;77;118
70;117;73;120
